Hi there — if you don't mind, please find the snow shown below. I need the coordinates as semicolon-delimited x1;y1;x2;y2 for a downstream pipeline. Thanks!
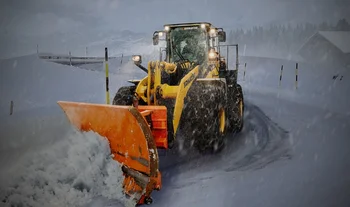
318;31;350;53
0;55;142;207
151;56;350;206
238;56;350;114
0;126;133;207
1;52;350;207
0;54;144;116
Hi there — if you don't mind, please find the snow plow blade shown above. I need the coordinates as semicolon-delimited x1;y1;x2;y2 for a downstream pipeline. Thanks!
57;101;167;205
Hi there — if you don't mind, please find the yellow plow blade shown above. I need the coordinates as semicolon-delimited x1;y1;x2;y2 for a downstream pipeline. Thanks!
57;101;161;204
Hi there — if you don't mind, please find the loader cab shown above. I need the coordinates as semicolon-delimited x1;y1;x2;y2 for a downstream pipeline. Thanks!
153;22;226;66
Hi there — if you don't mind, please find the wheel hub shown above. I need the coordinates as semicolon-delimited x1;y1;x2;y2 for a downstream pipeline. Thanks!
239;100;243;118
219;108;225;134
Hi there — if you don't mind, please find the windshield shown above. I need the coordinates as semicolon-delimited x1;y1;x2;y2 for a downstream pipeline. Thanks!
169;27;208;63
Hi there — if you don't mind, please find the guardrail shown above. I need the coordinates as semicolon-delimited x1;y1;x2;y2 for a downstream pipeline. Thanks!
38;54;116;65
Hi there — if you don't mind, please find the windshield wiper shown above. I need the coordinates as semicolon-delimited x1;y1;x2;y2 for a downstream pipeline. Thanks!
171;40;188;69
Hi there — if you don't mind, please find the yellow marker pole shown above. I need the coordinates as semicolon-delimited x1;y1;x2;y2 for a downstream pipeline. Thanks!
105;47;110;104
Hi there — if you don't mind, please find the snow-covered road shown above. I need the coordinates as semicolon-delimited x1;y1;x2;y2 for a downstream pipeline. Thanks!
150;91;350;207
1;55;349;207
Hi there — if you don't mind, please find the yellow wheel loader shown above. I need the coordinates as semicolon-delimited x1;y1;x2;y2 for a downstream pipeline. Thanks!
58;22;244;205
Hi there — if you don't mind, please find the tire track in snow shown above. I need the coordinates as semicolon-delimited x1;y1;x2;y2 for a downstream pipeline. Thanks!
224;102;291;172
157;100;292;190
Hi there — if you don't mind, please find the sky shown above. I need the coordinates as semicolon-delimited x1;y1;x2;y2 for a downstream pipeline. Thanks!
0;0;349;58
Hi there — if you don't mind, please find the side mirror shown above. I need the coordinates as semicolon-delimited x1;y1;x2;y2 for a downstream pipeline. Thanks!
159;47;166;61
132;55;142;65
218;31;226;42
153;32;159;45
132;55;148;73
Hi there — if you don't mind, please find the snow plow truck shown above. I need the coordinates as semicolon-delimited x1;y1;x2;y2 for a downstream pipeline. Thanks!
57;22;244;205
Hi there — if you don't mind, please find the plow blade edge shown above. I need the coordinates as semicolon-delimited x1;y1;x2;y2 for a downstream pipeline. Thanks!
57;101;161;204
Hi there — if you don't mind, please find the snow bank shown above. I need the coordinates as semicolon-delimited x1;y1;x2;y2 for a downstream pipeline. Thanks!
0;124;135;207
0;54;139;116
0;55;141;206
238;56;350;114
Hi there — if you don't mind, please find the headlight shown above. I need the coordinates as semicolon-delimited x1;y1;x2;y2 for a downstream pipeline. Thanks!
164;26;170;31
209;49;218;60
159;32;164;37
209;52;216;59
132;55;142;65
209;28;216;36
201;24;207;29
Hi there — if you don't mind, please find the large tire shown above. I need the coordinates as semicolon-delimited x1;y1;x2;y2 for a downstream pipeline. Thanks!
227;84;244;133
112;86;136;105
179;81;227;153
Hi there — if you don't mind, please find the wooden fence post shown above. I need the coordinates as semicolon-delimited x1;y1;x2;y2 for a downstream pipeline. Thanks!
10;101;14;115
295;63;299;89
279;65;284;87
